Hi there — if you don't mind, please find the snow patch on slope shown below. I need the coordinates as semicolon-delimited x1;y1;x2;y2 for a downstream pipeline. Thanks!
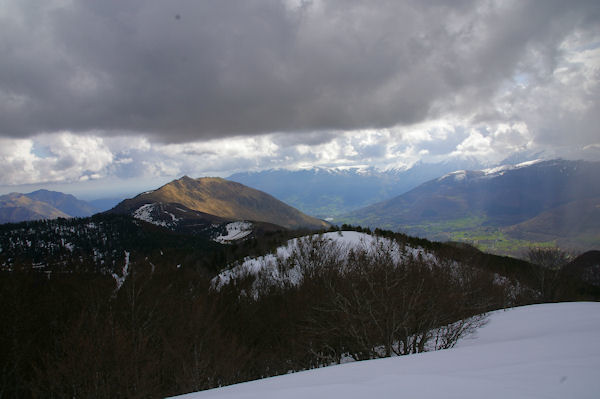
132;203;180;227
483;158;544;176
213;221;253;244
112;251;130;291
437;170;467;182
133;203;167;226
438;159;545;182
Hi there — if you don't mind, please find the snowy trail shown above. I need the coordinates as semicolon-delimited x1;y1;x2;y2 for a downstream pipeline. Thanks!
171;302;600;399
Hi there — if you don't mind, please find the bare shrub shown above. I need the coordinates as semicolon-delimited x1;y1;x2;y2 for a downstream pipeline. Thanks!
299;239;493;363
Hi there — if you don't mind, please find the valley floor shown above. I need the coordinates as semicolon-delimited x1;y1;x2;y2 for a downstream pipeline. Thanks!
172;302;600;399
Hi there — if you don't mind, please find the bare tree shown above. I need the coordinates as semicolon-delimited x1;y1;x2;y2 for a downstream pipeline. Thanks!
299;238;492;363
527;247;571;301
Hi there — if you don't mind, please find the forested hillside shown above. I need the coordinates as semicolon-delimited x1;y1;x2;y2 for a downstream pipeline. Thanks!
1;219;597;398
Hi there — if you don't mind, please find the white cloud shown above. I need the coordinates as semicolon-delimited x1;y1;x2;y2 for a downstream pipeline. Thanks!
0;133;113;185
0;138;37;184
451;130;494;159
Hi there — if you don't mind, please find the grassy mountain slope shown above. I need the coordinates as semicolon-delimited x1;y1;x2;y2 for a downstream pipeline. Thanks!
111;176;329;230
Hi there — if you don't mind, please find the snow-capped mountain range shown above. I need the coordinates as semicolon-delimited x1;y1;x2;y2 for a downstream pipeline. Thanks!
340;159;600;253
227;158;489;219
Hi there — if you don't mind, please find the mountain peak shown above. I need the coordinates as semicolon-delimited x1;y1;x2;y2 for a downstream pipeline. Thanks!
174;175;228;185
111;177;329;230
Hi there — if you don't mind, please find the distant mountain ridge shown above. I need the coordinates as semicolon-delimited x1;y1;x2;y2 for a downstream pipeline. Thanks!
0;193;69;223
0;190;98;224
109;176;329;230
228;158;487;218
25;189;98;217
340;159;600;253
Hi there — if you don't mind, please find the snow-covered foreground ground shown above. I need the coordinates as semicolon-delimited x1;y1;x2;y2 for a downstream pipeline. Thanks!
171;302;600;399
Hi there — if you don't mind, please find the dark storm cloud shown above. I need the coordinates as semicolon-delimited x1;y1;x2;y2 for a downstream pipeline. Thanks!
272;131;337;147
0;0;598;143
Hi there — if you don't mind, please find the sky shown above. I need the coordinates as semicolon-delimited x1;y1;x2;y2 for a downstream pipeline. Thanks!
1;0;599;199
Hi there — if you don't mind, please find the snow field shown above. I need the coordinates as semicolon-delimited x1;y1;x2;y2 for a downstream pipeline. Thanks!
171;302;600;399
